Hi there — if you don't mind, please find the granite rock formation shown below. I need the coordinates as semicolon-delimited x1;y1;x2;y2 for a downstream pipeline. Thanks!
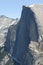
0;4;43;65
0;15;18;65
4;4;43;65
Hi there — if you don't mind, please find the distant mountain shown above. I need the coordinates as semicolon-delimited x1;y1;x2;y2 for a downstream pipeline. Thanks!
0;15;18;47
0;15;18;65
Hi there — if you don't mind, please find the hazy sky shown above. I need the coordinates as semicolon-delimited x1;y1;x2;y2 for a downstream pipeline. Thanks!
0;0;43;19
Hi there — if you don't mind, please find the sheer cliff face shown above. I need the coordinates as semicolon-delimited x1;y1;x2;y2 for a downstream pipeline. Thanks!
0;5;43;65
0;15;18;47
4;5;43;65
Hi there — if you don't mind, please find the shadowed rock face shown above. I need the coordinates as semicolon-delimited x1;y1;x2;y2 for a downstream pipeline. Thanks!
4;5;39;65
0;4;43;65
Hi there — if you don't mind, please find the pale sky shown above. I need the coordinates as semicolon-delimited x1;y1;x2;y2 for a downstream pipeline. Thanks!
0;0;43;19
